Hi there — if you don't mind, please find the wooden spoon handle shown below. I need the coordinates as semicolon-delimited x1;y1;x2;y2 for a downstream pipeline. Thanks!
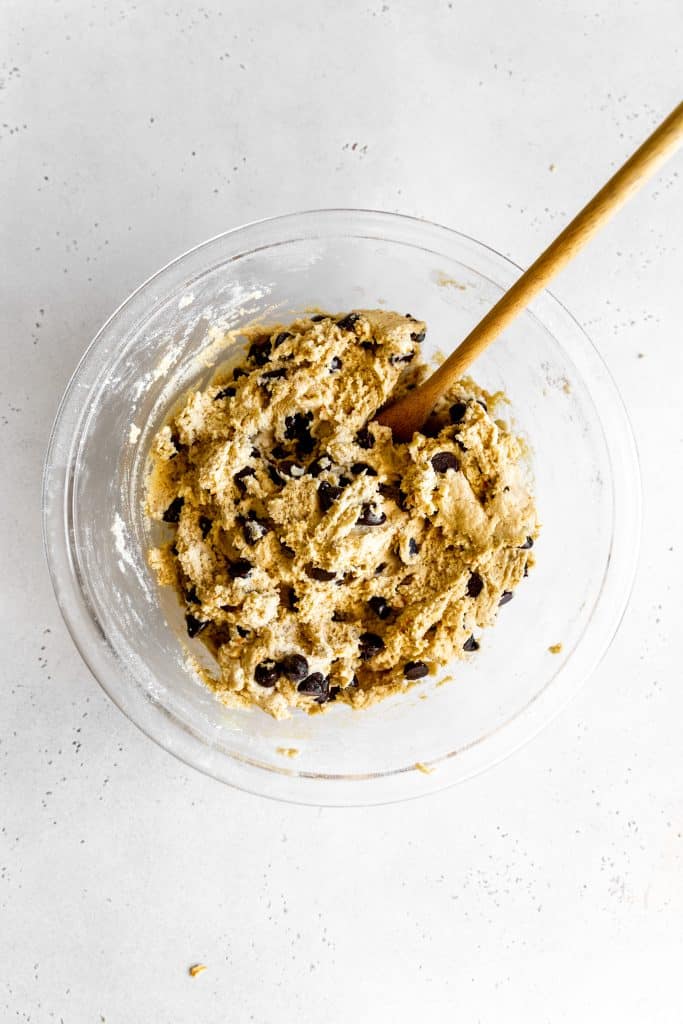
378;100;683;439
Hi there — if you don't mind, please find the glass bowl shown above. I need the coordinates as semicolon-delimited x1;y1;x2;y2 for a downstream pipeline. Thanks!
42;209;640;805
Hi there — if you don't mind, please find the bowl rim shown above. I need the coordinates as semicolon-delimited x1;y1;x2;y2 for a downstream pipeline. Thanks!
42;207;642;806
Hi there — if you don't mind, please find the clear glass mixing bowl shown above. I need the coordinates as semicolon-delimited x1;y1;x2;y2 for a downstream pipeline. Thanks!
42;209;641;805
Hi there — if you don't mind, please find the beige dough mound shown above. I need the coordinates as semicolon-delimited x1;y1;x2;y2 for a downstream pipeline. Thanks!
146;310;538;719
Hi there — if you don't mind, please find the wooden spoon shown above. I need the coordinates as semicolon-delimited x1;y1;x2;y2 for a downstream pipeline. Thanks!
377;100;683;440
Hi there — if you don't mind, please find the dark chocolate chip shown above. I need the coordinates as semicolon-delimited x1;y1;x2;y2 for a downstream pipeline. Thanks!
355;426;375;450
255;660;280;687
305;564;337;582
214;386;236;400
236;625;250;638
308;454;332;477
251;447;261;458
477;398;488;411
519;536;534;549
270;444;288;460
410;330;426;343
360;340;378;352
286;587;299;611
310;313;326;322
404;660;429;680
431;451;459;473
260;367;287;380
357;503;387;527
467;572;484;598
338;475;352;487
268;465;285;486
198;515;212;539
329;356;343;372
351;461;378;477
235;467;257;495
318;480;343;512
336;312;361;331
297;672;327;696
242;516;269;545
449;402;467;424
368;596;392;620
273;331;293;347
390;352;416;364
279;541;296;559
523;562;529;578
463;635;480;652
374;562;387;575
378;483;406;508
248;338;272;366
279;459;306;478
359;631;385;660
455;438;468;452
185;586;200;605
284;411;313;439
170;544;178;556
232;367;248;380
162;496;184;523
499;590;514;606
280;653;309;683
408;538;420;556
227;558;253;579
186;613;208;638
327;685;341;702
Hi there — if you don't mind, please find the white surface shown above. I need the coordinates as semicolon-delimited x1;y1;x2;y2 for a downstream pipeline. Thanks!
1;0;681;1020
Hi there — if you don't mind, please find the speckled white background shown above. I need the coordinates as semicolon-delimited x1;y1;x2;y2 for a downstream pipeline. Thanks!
2;1;682;1021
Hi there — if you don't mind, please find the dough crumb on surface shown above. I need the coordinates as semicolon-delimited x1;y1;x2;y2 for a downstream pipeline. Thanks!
146;310;538;719
276;746;300;759
188;964;207;977
548;642;563;655
414;761;434;775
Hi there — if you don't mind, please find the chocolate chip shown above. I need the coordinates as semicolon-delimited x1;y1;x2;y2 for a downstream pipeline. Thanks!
235;466;256;493
198;515;212;539
390;352;416;364
251;447;261;458
232;367;248;380
360;340;378;352
214;386;236;400
357;503;387;527
351;462;377;477
248;338;272;366
368;596;392;620
378;483;406;508
308;454;332;477
270;444;287;460
318;480;343;512
186;613;208;638
359;632;385;660
242;516;269;545
236;625;250;638
404;660;429;680
449;402;467;424
355;426;375;450
260;367;287;380
499;590;514;606
185;586;200;605
279;541;296;559
523;562;529;578
280;653;309;682
329;356;342;372
284;411;315;454
162;496;184;523
463;635;480;652
310;313;326;322
305;564;337;582
286;587;299;611
374;562;387;574
273;331;293;347
477;398;488;412
410;330;426;343
280;460;306;478
467;572;484;598
336;312;361;332
327;685;341;702
227;558;253;579
297;672;327;696
431;452;459;473
519;536;534;549
268;465;285;486
408;538;420;556
255;660;280;687
170;544;178;556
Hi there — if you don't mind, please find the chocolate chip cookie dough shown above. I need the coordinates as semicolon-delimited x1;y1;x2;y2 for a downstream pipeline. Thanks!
146;310;538;718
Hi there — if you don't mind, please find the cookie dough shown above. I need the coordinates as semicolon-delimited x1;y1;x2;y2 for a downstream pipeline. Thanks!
146;310;538;718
